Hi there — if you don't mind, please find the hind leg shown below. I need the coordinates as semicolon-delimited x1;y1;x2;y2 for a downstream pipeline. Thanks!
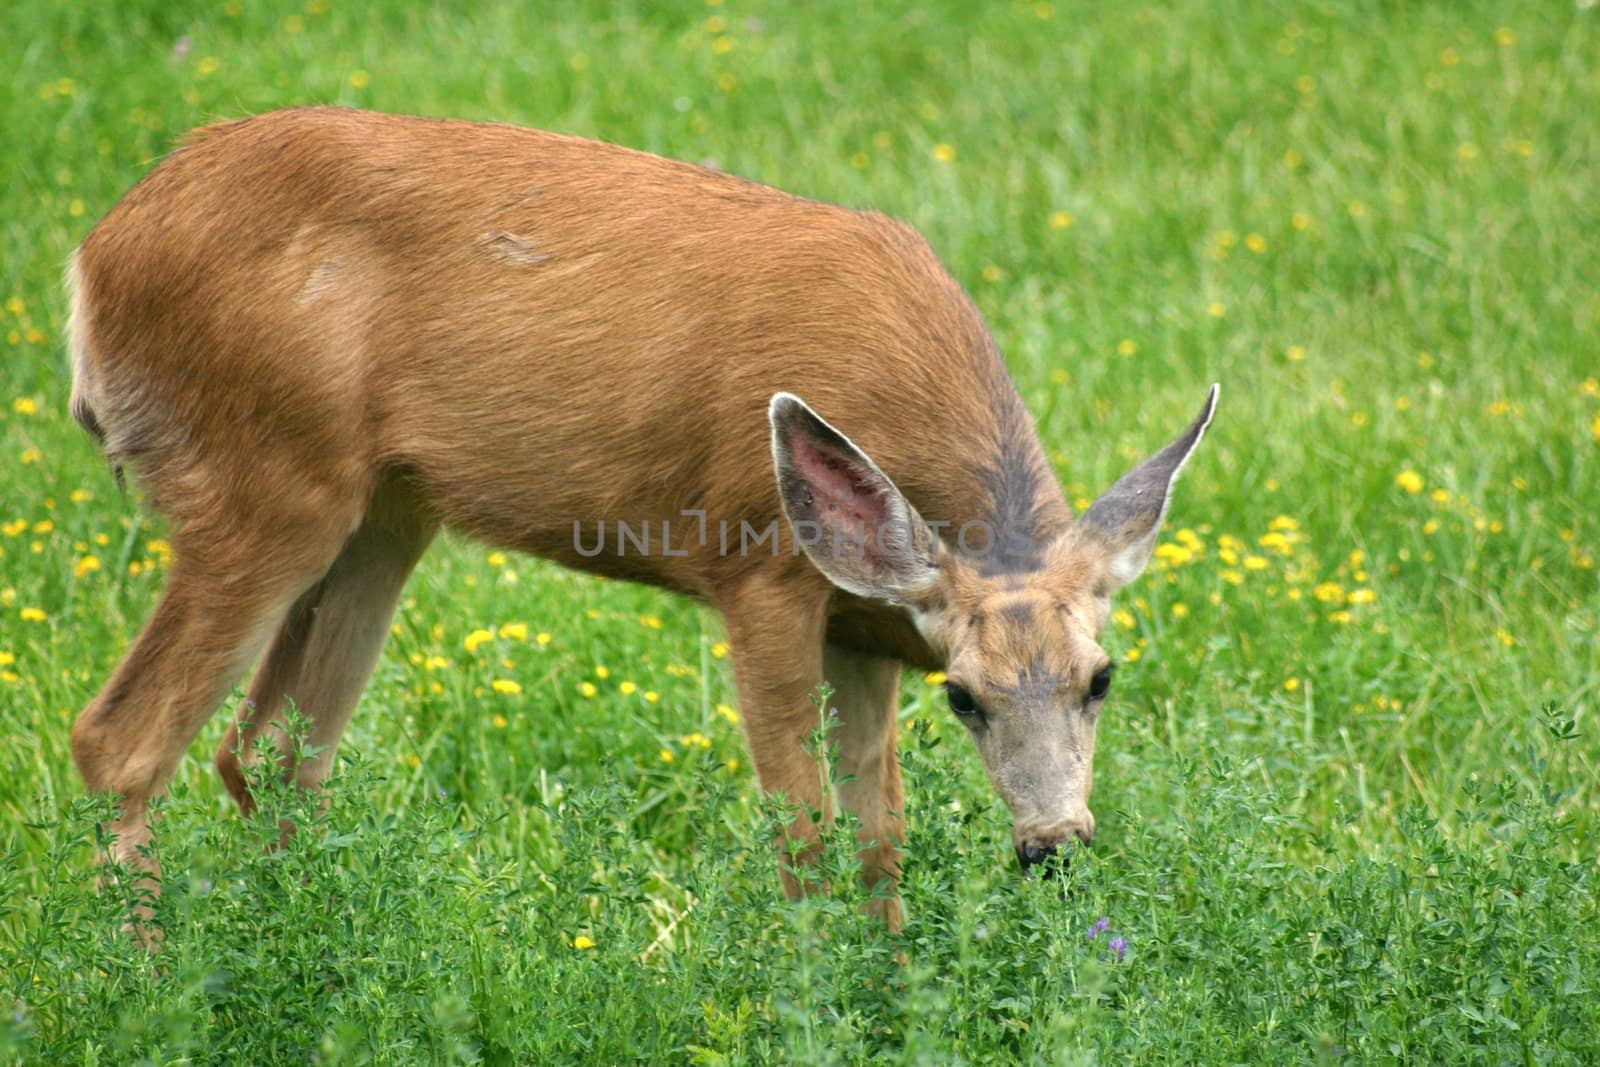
216;479;436;810
70;503;360;879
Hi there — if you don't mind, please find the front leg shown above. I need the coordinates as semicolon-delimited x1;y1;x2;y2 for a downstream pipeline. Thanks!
823;643;905;931
718;572;832;898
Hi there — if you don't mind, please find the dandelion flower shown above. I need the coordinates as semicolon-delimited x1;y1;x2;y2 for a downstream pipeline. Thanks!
710;642;729;659
716;703;740;724
1048;210;1075;229
923;671;947;685
464;629;494;652
498;621;527;641
1394;470;1424;494
932;143;955;163
573;935;596;950
579;682;598;698
491;679;522;695
20;608;46;622
620;681;638;696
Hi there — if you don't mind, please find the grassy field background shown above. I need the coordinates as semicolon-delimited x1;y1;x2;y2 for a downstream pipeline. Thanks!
3;0;1598;1062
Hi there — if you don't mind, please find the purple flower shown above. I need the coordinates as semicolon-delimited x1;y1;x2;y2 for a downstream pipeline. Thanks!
1086;916;1110;940
1108;935;1128;960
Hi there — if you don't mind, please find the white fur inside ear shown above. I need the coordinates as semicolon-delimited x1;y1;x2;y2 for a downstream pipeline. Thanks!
1104;530;1160;588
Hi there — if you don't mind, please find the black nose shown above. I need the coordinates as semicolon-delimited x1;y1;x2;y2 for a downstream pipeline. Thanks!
1017;842;1061;873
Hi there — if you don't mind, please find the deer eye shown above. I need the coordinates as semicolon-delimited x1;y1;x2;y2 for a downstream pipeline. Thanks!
944;681;983;719
1087;664;1115;702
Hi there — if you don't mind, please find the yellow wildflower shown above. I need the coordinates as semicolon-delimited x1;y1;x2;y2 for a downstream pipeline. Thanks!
1049;210;1075;229
74;555;100;577
659;748;674;762
710;641;729;659
1283;677;1300;692
20;608;46;622
573;935;596;950
12;397;37;415
1243;555;1269;571
644;690;660;703
349;69;370;88
491;714;508;729
932;143;955;163
498;621;527;641
464;629;494;652
1116;339;1138;356
535;632;552;646
1269;516;1299;532
491;679;522;695
1154;542;1193;567
620;681;637;695
1245;233;1266;253
1326;610;1352;624
716;703;740;724
0;652;12;666
595;665;610;679
680;732;711;749
1495;629;1515;648
579;682;598;698
1313;582;1344;604
639;614;663;629
1394;470;1424;494
923;671;947;686
1346;588;1377;605
1112;609;1136;630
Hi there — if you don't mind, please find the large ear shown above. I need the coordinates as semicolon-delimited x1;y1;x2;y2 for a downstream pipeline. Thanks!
769;393;940;605
1078;385;1218;591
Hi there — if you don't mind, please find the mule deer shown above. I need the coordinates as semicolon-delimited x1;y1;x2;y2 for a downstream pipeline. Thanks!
68;108;1215;930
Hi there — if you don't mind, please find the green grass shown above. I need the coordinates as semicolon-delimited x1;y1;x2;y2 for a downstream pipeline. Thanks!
3;0;1598;1061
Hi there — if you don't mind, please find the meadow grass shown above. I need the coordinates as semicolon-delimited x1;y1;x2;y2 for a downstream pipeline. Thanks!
2;0;1598;1062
